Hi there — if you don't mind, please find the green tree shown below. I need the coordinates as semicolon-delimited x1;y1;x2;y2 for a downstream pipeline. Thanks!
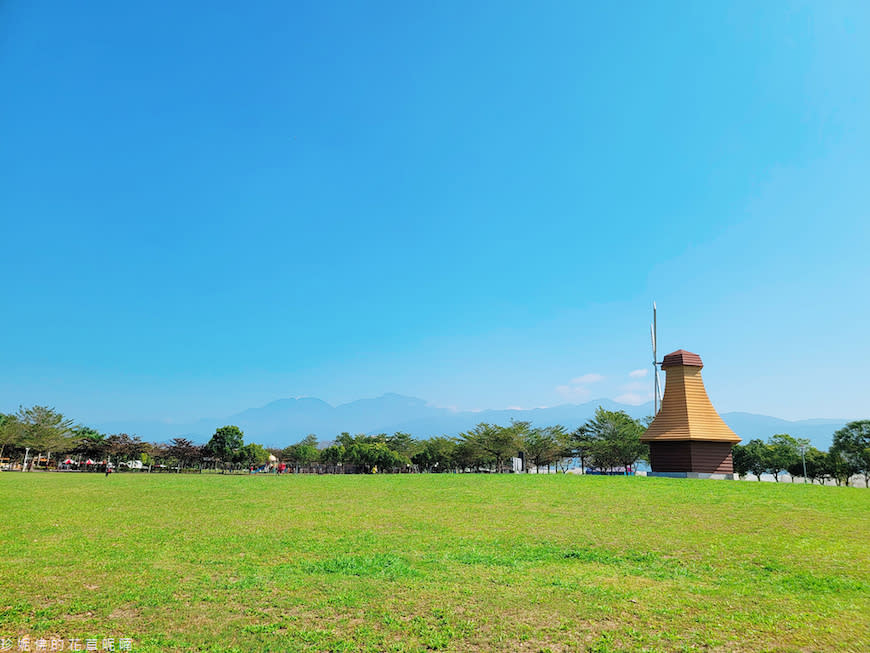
343;440;397;473
452;438;480;472
411;436;457;472
342;441;367;470
237;442;270;467
611;421;646;472
0;413;20;461
570;425;596;473
579;408;647;473
767;434;804;482
105;433;146;463
551;426;578;473
460;423;520;473
831;420;870;487
335;432;355;448
321;433;408;472
166;438;201;471
522;426;561;473
822;449;854;486
743;439;770;481
386;432;417;458
204;425;245;465
804;447;829;484
590;437;620;472
15;405;75;456
731;444;751;480
370;442;410;472
319;444;345;466
142;443;164;467
281;434;320;465
786;445;826;484
73;427;106;460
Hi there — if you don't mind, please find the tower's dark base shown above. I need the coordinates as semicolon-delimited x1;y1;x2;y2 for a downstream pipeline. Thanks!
648;441;734;474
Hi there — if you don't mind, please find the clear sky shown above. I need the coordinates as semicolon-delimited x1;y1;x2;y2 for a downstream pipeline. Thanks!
2;1;868;424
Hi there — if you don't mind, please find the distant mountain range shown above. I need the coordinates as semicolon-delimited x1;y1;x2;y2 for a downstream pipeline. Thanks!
95;393;852;451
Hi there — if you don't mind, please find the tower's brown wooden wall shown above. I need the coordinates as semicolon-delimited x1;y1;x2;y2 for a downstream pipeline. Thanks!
648;441;734;474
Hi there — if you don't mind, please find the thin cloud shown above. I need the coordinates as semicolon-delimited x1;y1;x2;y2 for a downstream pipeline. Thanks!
614;392;654;405
629;369;648;378
556;372;604;402
556;384;592;401
571;373;604;384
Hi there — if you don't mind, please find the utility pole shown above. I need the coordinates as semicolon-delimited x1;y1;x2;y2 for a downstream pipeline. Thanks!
799;444;807;483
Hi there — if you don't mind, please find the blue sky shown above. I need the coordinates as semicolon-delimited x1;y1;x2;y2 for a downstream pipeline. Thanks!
1;1;868;424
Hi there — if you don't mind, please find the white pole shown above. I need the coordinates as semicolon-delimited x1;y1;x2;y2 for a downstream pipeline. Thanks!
23;447;30;471
652;301;659;415
654;302;662;412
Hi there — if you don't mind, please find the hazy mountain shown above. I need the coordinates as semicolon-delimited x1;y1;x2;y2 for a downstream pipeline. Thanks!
381;399;652;441
95;393;851;451
717;412;848;448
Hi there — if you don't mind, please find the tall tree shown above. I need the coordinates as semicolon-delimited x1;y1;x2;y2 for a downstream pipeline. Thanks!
570;425;596;473
386;432;417;458
460;422;520;473
369;442;410;472
731;444;751;480
822;450;854;487
786;445;826;484
166;437;201;471
15;406;75;459
579;408;647;473
334;432;355;449
73;427;107;460
105;434;146;462
522;427;561;473
282;434;319;465
767;434;805;482
831;420;870;487
452;438;480;472
144;442;166;467
319;444;345;466
237;442;270;467
0;413;20;461
551;426;578;473
204;425;245;465
743;439;770;481
335;434;410;473
411;436;457;472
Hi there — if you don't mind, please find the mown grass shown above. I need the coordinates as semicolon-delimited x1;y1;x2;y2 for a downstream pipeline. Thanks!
1;473;868;651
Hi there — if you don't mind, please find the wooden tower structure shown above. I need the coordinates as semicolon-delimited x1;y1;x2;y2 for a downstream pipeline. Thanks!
641;349;740;475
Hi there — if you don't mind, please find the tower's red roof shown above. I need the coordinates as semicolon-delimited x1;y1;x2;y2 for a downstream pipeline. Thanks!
661;349;703;369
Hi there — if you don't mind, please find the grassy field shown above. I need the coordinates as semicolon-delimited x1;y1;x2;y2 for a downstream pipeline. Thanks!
1;473;868;652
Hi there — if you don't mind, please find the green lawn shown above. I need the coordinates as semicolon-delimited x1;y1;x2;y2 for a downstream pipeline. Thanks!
1;473;868;652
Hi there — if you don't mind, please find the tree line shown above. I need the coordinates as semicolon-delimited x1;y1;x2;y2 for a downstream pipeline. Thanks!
0;406;648;474
732;423;870;486
2;405;866;485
